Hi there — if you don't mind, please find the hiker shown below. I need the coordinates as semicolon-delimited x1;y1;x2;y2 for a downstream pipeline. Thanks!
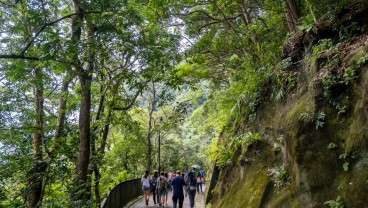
196;172;203;192
164;172;170;205
186;171;197;208
141;170;151;206
168;170;174;190
171;170;186;208
157;172;168;207
200;169;205;185
151;170;159;206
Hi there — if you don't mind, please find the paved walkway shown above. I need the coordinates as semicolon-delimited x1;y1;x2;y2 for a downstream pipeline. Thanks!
130;185;205;208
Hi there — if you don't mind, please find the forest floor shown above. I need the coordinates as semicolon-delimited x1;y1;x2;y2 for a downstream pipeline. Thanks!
129;185;206;208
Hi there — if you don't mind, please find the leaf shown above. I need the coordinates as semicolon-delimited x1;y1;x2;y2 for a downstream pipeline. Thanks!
343;162;349;172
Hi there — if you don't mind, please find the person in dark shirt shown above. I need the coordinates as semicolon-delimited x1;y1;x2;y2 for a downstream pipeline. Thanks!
186;171;197;208
171;170;186;208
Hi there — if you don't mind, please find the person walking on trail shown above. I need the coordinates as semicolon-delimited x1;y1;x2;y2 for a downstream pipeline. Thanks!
196;172;203;192
157;172;168;207
200;169;205;185
186;171;197;208
168;170;173;190
164;172;170;205
171;170;186;208
151;170;159;206
141;170;151;206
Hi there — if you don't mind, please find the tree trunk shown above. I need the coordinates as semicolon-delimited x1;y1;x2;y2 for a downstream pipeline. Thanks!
93;166;101;203
27;68;46;208
71;0;94;202
90;78;107;203
94;109;112;202
239;1;259;43
146;83;156;170
74;69;92;200
40;75;72;203
284;0;300;32
285;9;297;32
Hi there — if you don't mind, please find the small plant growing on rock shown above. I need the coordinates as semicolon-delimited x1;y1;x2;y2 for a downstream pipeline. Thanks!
299;111;326;129
315;111;326;129
312;39;333;54
324;196;345;208
327;143;338;150
356;52;368;68
268;165;289;188
339;153;349;172
299;112;313;122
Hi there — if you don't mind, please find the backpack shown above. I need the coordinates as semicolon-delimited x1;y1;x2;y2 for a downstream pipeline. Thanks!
188;177;196;191
151;177;157;188
159;177;167;189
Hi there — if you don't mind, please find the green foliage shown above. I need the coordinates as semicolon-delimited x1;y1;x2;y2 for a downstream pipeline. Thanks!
299;111;325;129
356;52;368;67
216;144;234;168
327;143;338;150
271;136;284;152
339;153;349;172
315;111;326;129
312;39;333;54
272;70;296;101
205;138;232;168
307;0;351;19
297;13;317;33
321;51;368;115
268;165;289;188
324;196;345;208
241;131;260;147
299;112;314;123
342;162;349;172
339;22;364;41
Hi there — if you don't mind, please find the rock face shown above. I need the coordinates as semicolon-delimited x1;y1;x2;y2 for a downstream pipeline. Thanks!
205;15;368;208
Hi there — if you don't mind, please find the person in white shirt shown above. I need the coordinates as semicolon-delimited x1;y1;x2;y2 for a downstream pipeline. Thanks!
141;170;151;205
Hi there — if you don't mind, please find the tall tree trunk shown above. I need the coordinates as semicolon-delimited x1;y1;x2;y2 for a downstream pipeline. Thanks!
146;83;156;170
70;0;95;202
238;0;264;65
94;108;112;203
27;68;46;208
239;1;259;43
40;75;72;203
74;67;92;201
285;9;297;33
90;77;107;203
284;0;300;32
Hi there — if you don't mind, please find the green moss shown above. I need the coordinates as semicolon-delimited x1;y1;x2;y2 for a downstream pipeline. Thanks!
215;165;269;208
285;97;311;128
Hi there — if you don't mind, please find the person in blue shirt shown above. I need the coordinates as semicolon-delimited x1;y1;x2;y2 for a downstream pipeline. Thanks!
171;170;186;208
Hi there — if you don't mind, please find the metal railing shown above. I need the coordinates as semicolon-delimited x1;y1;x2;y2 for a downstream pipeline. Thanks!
99;178;142;208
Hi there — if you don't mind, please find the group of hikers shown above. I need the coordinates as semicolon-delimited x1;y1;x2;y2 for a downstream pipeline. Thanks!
141;168;205;208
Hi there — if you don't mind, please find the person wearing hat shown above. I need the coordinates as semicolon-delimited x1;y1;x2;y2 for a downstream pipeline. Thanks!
171;170;186;208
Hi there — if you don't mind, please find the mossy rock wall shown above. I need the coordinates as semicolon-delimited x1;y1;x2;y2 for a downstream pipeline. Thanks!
205;39;368;207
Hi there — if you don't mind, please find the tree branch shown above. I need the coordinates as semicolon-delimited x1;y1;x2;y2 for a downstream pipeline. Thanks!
20;11;102;56
1;11;103;60
112;89;142;111
0;54;40;60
